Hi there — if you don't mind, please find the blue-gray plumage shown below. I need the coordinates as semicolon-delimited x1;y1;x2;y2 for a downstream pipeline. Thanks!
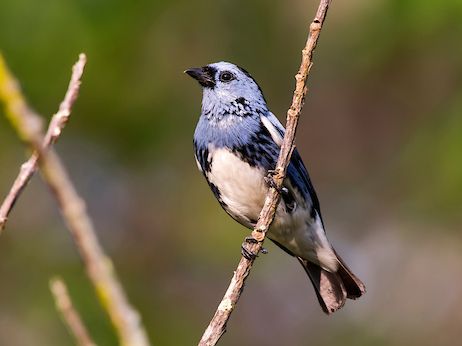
186;62;365;314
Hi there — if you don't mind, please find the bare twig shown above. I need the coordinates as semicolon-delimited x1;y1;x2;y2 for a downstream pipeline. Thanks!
50;277;97;346
0;53;86;231
40;149;150;346
0;54;43;144
198;1;332;345
0;55;150;346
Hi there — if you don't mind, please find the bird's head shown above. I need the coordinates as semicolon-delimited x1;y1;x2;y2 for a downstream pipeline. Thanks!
185;62;268;120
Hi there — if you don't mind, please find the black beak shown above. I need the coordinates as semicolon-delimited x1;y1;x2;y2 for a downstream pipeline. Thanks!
184;67;216;88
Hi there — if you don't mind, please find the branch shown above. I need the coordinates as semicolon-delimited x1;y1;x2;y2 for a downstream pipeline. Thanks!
198;1;332;345
0;53;86;231
0;55;150;346
50;277;97;346
40;148;150;346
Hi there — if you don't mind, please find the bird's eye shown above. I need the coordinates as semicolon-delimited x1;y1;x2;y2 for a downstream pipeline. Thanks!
219;71;235;83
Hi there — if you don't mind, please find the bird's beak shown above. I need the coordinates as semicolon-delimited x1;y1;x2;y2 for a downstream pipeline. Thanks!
184;67;216;88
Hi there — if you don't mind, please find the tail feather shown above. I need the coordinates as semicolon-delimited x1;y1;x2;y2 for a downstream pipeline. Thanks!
297;257;347;315
298;255;366;314
334;250;366;299
298;258;347;314
269;239;365;314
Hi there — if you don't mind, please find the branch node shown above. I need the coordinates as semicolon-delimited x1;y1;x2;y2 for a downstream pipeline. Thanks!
252;226;267;241
218;298;233;312
310;22;321;32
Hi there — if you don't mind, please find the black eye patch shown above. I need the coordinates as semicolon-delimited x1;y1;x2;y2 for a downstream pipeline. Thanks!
219;71;235;83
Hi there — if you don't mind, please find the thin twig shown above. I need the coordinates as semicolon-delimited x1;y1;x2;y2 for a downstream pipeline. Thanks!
40;149;150;346
0;54;43;144
0;53;86;231
50;277;97;346
0;55;150;346
198;1;332;345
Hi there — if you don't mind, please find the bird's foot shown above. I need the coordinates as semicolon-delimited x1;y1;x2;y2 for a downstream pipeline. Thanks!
264;170;278;190
241;236;268;260
241;236;258;260
264;171;288;197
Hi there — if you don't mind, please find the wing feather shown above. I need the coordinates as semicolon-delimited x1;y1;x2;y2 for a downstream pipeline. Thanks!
260;112;321;215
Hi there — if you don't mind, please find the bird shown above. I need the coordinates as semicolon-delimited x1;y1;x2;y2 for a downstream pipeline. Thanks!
185;61;365;314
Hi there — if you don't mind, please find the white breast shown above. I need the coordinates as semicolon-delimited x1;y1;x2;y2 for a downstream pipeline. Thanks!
207;147;268;227
204;145;337;271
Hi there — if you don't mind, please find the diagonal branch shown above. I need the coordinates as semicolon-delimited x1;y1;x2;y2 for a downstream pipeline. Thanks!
0;54;150;346
39;147;150;346
0;53;86;231
50;277;97;346
198;1;332;345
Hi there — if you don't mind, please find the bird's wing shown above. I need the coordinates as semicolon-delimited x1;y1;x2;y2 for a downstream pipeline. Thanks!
261;112;321;215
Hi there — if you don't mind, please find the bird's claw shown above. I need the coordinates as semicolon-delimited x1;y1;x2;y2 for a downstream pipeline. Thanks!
264;170;279;190
244;236;258;244
265;171;288;196
241;236;258;260
241;236;268;260
241;245;258;260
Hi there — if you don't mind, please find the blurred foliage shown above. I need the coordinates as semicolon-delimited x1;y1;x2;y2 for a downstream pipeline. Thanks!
400;94;462;220
0;0;461;345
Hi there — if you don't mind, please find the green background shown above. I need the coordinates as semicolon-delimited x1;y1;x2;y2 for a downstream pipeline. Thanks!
1;0;461;345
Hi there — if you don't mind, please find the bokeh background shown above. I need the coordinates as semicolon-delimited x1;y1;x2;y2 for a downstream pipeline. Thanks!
1;0;461;345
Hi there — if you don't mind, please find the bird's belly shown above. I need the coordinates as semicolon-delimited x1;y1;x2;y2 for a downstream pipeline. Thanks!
207;148;268;227
205;149;337;270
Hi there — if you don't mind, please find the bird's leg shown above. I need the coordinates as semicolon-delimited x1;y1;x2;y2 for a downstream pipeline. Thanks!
241;236;268;260
264;169;288;194
264;169;279;190
265;170;290;199
241;236;258;260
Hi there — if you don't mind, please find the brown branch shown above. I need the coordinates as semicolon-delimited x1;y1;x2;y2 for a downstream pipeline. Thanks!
50;277;97;346
0;53;86;231
198;1;332;345
40;148;150;346
0;55;150;346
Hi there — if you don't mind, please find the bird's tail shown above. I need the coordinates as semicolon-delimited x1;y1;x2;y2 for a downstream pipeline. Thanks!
298;252;366;314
